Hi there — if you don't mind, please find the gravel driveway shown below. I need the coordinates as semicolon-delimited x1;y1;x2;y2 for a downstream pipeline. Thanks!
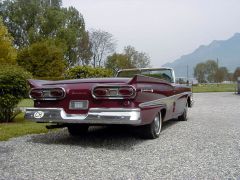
1;92;240;179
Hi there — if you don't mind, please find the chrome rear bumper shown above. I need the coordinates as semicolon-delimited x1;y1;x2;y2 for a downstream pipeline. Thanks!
25;108;141;125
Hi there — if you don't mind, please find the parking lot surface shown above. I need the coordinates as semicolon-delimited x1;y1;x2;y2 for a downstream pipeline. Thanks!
0;92;240;179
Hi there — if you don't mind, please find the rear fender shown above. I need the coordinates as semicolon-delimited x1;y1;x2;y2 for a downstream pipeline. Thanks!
140;105;166;125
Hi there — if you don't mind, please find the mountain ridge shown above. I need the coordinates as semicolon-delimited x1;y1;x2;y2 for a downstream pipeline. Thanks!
164;33;240;77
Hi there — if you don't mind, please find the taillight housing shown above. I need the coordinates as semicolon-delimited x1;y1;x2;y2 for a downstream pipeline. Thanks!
93;88;108;96
29;88;65;100
118;88;134;96
92;86;136;99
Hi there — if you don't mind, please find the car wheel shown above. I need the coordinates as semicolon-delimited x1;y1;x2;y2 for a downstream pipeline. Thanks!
141;112;162;139
67;125;89;136
178;103;188;121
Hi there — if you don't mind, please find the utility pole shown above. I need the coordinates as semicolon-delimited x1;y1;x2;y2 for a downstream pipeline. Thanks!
187;65;189;85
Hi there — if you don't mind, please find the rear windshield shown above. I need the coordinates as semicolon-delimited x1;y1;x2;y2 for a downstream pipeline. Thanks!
117;69;174;83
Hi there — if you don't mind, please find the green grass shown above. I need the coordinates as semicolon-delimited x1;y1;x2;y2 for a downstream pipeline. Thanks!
0;113;50;141
17;99;34;107
192;83;237;93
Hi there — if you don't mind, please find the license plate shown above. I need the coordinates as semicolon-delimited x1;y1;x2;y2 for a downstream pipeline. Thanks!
69;100;89;110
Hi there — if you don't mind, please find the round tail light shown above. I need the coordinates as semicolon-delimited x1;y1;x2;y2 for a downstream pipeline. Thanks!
50;89;64;97
119;88;134;96
30;89;43;98
93;88;108;96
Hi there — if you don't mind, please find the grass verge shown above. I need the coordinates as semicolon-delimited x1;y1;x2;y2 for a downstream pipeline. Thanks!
0;113;50;141
192;83;237;93
17;99;34;107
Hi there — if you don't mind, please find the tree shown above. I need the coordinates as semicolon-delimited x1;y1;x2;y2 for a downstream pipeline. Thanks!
105;46;151;72
124;45;136;61
64;66;112;79
89;29;116;67
205;60;218;82
194;63;207;83
227;73;234;82
215;66;228;83
54;6;88;66
194;60;221;83
105;53;133;72
233;67;240;81
0;0;91;67
0;0;62;47
133;52;150;68
17;39;66;78
0;17;17;64
77;31;92;66
124;46;150;68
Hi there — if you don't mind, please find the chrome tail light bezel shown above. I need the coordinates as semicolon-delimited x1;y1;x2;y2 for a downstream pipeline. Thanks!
29;87;66;100
92;85;136;99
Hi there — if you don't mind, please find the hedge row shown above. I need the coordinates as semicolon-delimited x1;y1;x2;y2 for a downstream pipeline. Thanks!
0;64;32;122
64;66;113;79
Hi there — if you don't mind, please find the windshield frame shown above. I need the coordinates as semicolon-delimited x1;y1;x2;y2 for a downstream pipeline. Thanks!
116;68;176;83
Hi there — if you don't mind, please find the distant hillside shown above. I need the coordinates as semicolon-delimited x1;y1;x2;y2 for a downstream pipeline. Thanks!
164;33;240;77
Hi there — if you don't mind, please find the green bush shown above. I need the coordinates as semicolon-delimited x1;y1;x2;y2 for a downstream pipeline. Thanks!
17;39;67;78
65;66;113;79
33;76;65;81
0;65;32;122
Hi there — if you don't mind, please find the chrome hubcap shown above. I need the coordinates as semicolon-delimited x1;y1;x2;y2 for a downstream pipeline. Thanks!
154;114;161;134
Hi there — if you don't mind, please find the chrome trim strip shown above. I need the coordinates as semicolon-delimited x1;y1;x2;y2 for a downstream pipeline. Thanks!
139;92;191;108
25;108;141;125
141;88;153;93
139;98;167;108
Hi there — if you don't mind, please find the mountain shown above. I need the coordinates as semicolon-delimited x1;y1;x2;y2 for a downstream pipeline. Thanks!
164;33;240;77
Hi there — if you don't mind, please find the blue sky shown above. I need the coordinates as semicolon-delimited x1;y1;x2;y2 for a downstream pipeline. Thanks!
62;0;240;67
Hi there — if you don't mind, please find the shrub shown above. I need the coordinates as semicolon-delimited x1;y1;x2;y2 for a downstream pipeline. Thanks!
17;39;66;78
65;66;113;79
0;65;32;122
0;17;17;65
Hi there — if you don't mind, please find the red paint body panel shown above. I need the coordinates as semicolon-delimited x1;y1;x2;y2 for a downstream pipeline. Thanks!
29;72;192;125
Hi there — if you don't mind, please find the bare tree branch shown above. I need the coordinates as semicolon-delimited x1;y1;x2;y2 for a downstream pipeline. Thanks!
89;29;116;67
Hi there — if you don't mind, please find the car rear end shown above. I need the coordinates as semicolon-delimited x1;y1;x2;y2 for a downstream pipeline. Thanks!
25;79;141;126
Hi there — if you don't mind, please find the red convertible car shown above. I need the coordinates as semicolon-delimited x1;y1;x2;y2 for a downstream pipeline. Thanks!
25;68;193;139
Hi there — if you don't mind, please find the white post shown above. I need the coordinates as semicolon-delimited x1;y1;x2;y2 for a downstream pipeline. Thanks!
237;77;240;94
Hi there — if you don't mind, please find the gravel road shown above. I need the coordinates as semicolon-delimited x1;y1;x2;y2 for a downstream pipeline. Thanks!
1;92;240;179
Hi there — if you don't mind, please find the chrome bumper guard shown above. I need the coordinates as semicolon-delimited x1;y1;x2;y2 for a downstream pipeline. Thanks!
25;108;141;125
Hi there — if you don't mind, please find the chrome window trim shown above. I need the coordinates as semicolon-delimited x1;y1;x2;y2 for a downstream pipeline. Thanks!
116;67;176;83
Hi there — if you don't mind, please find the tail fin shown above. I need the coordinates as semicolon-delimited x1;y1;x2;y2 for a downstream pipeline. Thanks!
27;79;53;88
